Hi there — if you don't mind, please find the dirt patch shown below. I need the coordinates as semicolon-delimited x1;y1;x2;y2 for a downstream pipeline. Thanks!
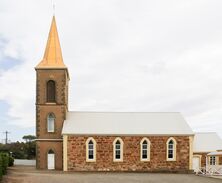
2;166;222;183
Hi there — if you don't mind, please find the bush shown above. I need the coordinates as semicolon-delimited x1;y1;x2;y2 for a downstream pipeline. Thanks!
0;155;2;180
0;152;14;180
8;156;14;167
0;153;9;175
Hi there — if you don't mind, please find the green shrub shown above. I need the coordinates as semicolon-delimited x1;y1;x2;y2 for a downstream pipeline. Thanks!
0;152;14;180
0;153;9;175
8;156;14;167
0;155;3;180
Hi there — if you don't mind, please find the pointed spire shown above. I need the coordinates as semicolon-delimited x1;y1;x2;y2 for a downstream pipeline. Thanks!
36;16;66;68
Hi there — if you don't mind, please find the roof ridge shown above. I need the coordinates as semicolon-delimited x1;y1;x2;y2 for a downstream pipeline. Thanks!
67;111;181;113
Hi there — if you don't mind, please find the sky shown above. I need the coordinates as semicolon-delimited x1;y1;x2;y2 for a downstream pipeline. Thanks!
0;0;222;142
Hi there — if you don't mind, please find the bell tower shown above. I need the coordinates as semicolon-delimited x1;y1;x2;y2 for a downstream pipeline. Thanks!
35;16;69;170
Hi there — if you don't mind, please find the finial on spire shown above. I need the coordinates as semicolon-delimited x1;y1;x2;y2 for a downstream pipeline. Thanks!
52;0;55;15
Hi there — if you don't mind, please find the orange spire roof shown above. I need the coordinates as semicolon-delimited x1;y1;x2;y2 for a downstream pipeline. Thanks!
36;16;66;68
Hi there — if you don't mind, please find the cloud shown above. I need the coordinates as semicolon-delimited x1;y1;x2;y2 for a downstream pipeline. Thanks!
0;0;222;139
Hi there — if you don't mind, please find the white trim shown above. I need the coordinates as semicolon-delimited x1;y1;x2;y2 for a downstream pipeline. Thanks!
35;139;63;141
45;102;57;105
86;137;96;162
140;137;150;161
63;135;68;171
194;151;215;153
189;136;194;170
166;137;177;161
113;137;124;162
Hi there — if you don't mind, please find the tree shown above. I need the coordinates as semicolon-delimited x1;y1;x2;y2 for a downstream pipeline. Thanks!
22;135;36;143
0;135;36;159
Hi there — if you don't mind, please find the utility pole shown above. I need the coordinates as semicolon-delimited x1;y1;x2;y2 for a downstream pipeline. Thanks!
3;131;10;144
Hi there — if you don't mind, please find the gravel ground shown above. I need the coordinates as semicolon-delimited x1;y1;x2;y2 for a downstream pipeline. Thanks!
2;166;222;183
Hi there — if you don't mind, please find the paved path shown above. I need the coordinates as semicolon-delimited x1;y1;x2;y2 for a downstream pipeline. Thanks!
2;166;222;183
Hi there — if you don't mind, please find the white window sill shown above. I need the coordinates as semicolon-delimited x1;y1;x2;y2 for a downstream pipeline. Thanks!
45;102;56;105
167;158;176;161
86;159;96;162
113;159;123;162
140;159;150;162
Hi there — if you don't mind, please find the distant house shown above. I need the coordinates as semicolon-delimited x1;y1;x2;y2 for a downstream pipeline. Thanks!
192;132;222;172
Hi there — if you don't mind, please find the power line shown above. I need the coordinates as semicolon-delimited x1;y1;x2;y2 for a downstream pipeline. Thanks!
3;131;10;144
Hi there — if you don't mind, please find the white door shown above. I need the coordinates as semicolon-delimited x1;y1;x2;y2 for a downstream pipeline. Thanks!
47;153;55;170
192;157;200;172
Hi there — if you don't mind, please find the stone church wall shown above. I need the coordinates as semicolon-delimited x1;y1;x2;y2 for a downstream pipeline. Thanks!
66;136;190;172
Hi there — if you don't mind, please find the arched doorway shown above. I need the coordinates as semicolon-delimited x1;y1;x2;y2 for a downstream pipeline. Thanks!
47;149;55;170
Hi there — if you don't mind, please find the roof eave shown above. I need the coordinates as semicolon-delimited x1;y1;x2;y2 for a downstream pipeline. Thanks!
61;133;194;136
35;66;70;80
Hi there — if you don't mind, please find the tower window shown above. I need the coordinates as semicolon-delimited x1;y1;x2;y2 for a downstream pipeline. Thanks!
47;113;55;132
47;80;56;102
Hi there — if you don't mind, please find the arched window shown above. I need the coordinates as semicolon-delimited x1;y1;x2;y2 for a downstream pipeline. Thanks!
140;138;150;161
47;80;56;102
166;137;177;161
47;113;55;132
86;137;96;162
48;149;54;154
113;138;123;162
47;149;55;170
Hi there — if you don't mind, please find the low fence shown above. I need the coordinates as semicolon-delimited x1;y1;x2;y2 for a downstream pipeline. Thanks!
14;159;36;166
196;166;222;176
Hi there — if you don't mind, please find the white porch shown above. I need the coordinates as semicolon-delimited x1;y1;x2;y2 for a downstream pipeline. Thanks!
196;151;222;176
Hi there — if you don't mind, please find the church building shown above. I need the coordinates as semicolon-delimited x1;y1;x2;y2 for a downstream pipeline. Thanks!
35;16;195;172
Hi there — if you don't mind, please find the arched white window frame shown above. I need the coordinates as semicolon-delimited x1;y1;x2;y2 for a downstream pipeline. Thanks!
86;137;96;162
113;137;124;162
166;137;177;161
140;137;151;161
47;113;55;132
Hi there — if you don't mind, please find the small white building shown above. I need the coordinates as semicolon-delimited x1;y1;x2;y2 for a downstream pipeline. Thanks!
192;132;222;173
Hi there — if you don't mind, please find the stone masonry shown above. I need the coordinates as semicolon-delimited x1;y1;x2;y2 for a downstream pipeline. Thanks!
67;136;190;172
35;69;68;170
